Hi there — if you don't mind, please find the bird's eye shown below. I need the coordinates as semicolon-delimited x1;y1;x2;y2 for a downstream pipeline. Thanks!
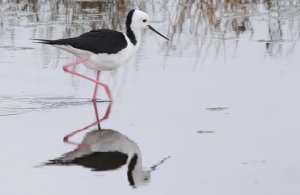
143;19;147;23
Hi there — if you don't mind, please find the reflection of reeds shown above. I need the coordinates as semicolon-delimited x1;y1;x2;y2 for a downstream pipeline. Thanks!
0;0;137;33
164;0;300;58
1;0;299;58
159;0;254;62
263;0;300;57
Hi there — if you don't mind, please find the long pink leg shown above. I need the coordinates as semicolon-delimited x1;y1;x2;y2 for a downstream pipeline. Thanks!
62;56;112;101
63;102;112;149
99;82;112;101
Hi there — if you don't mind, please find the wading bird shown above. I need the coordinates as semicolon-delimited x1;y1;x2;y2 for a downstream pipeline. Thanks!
43;103;170;188
34;10;168;101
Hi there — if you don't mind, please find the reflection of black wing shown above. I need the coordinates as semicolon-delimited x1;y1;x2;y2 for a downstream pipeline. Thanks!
33;29;128;54
46;151;128;171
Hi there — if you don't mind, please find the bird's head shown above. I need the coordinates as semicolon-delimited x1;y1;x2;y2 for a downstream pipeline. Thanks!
127;10;168;40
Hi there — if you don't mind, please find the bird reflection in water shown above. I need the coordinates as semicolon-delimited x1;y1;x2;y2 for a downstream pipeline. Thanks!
43;102;170;188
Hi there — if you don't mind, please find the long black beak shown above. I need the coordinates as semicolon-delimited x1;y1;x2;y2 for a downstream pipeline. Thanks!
148;25;169;40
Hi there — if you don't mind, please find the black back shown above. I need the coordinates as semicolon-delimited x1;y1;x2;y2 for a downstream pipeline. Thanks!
34;10;140;52
36;29;128;54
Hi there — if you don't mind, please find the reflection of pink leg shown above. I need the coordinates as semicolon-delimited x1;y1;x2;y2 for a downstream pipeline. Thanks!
92;71;100;101
100;103;112;121
63;102;112;149
62;56;112;101
63;119;99;150
92;100;101;130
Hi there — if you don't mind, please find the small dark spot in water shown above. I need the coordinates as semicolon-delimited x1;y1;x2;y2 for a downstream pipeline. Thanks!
197;130;214;134
242;160;267;165
206;107;229;111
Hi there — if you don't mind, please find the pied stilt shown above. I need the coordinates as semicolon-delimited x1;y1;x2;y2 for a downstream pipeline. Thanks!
34;10;168;101
42;102;169;187
45;128;169;187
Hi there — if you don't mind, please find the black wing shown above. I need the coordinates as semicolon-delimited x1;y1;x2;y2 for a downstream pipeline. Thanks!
45;151;128;171
33;29;128;54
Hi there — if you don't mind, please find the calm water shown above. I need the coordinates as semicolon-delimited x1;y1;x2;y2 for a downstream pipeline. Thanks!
1;0;300;194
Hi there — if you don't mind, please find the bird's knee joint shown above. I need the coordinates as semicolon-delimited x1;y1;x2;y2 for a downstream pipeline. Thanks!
63;66;68;72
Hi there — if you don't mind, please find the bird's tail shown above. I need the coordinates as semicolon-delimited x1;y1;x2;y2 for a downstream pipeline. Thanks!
36;148;88;167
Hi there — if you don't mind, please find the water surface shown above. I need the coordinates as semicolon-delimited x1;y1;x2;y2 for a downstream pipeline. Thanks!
1;1;300;195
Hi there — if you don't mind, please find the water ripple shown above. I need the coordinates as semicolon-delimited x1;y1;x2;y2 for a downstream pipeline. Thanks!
0;96;105;116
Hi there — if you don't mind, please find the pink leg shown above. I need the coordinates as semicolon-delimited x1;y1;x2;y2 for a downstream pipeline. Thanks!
62;56;112;101
99;82;112;101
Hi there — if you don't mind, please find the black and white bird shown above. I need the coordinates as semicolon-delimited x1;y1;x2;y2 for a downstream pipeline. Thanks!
42;103;170;187
34;10;168;101
45;129;152;187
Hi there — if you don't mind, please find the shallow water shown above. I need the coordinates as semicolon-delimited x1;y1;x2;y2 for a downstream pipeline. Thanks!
1;0;300;194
